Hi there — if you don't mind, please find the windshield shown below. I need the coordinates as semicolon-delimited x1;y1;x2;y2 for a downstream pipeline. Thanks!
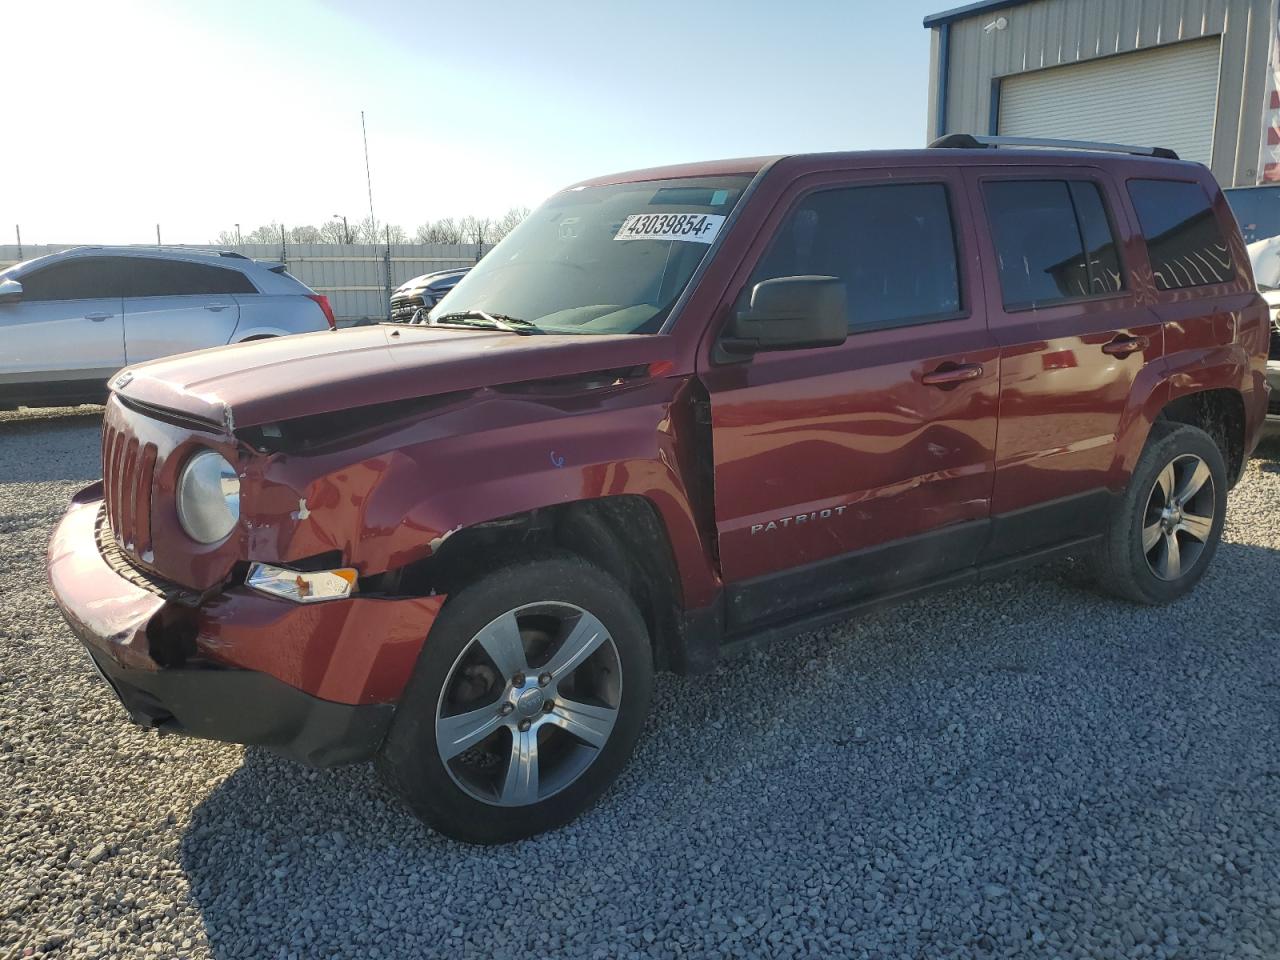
427;175;751;335
1225;185;1280;244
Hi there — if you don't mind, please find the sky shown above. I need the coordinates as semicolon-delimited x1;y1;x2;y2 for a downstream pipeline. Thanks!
1;0;944;245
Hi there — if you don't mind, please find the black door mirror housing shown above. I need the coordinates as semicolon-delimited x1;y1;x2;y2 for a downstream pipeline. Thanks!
718;275;847;359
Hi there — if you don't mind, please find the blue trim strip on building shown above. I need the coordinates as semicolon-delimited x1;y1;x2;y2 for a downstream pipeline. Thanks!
923;0;1033;28
935;22;951;138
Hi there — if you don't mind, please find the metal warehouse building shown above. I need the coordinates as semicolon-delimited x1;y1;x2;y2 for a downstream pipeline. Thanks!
925;0;1276;187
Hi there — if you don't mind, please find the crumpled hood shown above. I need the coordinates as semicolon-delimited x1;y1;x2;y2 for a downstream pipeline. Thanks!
113;325;677;431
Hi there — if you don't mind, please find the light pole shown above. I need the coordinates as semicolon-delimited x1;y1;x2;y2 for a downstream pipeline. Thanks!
235;223;242;246
332;214;350;243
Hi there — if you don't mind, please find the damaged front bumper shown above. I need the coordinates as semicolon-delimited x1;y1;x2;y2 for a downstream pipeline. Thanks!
48;483;444;767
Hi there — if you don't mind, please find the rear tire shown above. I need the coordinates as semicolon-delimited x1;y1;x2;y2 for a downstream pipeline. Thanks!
1093;422;1227;605
377;552;653;844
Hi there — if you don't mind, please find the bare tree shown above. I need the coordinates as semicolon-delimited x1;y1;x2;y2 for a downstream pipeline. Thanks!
491;207;531;243
241;223;285;244
415;218;463;244
351;217;407;244
318;220;350;244
458;215;493;247
213;211;528;249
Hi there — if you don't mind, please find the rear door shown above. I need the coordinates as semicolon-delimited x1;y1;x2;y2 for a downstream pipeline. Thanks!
699;168;1000;630
0;256;125;394
962;166;1162;560
120;258;247;363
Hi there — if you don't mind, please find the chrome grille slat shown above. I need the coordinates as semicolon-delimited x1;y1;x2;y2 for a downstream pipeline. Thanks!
120;437;139;547
101;418;158;561
104;426;123;535
136;443;157;557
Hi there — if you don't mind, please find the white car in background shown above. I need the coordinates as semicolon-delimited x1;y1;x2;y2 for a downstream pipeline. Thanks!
0;246;336;409
1239;238;1280;433
1224;187;1280;431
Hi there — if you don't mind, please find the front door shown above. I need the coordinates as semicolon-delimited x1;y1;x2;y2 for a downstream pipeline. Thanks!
698;169;1000;630
0;256;125;404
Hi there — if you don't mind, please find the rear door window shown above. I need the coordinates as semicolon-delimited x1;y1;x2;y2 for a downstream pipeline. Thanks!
119;258;258;297
982;179;1125;310
749;182;962;332
1127;179;1234;289
1068;182;1123;295
18;257;124;301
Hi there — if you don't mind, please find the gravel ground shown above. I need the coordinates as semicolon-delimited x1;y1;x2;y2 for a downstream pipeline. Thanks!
2;406;1279;959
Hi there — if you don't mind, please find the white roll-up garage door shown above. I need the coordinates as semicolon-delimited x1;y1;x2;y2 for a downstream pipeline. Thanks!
998;38;1221;165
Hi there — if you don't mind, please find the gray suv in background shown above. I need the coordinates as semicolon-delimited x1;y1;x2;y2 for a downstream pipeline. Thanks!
389;267;469;322
0;246;335;409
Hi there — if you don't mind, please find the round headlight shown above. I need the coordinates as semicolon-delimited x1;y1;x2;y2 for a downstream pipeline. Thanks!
176;450;240;544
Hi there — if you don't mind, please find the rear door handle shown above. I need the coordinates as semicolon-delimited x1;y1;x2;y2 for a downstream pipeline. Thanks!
1102;335;1149;357
205;304;231;312
84;312;112;322
921;363;983;386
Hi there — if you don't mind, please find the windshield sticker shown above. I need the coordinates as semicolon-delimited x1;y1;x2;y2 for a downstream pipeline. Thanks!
614;213;725;244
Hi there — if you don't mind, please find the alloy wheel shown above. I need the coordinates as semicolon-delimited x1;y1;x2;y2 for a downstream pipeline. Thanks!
1141;452;1216;582
435;602;622;806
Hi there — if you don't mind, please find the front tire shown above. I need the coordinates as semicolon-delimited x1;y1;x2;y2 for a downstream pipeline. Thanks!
378;553;653;843
1094;422;1227;605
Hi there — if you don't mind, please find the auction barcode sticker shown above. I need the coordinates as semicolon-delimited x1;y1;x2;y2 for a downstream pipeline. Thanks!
614;213;726;244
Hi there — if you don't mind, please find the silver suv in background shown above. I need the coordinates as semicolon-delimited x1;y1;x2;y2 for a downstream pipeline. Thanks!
0;246;335;409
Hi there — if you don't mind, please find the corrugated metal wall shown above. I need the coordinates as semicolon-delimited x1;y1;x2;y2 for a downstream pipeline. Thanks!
926;0;1275;186
998;36;1223;162
0;243;482;322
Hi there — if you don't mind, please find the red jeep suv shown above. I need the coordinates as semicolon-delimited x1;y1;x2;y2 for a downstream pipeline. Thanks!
49;136;1272;843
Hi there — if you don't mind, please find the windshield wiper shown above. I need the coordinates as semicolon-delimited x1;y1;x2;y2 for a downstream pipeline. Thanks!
430;309;544;335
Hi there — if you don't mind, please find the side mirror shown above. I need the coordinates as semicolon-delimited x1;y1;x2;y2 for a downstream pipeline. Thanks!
0;279;22;304
719;275;847;357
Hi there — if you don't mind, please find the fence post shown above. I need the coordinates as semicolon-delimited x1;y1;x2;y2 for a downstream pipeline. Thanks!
280;225;287;266
384;226;393;322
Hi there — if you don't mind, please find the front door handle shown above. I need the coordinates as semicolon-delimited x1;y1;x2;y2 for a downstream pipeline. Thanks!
204;304;231;312
84;312;112;322
1102;335;1149;357
921;363;983;386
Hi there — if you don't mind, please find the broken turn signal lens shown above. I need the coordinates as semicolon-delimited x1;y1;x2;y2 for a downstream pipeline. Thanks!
246;563;358;603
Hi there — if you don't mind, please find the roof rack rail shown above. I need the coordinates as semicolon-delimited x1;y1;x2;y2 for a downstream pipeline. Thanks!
929;133;1179;161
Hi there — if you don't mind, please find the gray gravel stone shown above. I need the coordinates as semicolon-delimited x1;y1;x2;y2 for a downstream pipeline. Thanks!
2;408;1280;959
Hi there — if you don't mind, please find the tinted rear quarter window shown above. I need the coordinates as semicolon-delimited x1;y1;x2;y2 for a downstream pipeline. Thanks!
983;179;1124;309
118;258;258;297
750;182;962;331
1127;179;1234;290
18;258;124;301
